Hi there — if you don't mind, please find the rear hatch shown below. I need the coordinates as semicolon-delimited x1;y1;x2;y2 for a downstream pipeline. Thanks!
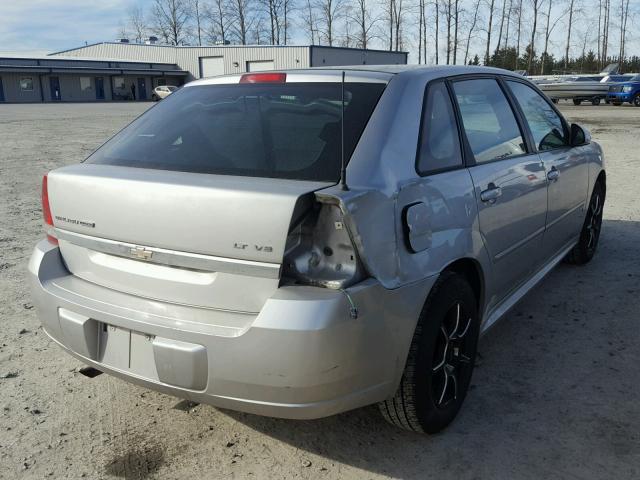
47;72;387;313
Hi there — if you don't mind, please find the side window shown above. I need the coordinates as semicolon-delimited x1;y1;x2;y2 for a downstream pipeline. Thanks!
506;80;568;151
417;81;462;174
452;78;526;164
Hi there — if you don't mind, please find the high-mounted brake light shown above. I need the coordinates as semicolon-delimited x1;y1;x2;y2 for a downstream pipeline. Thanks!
41;174;58;245
239;73;287;84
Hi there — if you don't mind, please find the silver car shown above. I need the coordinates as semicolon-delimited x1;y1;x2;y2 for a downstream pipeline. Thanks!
29;66;605;433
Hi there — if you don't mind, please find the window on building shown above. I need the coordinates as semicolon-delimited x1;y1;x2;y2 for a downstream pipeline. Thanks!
20;77;34;91
80;77;92;91
157;78;167;86
114;77;125;90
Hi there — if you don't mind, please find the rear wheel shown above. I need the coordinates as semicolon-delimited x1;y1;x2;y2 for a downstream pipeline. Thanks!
379;272;479;433
633;94;640;107
591;97;601;106
566;181;605;265
573;99;582;106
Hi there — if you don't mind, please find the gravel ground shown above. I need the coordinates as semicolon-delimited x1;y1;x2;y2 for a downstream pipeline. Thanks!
0;102;639;480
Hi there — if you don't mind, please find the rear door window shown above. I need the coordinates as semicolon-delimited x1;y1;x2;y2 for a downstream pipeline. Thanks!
452;78;526;164
506;80;568;151
87;82;385;182
417;81;462;175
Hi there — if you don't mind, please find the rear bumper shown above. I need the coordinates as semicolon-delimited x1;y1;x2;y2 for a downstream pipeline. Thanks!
29;240;433;419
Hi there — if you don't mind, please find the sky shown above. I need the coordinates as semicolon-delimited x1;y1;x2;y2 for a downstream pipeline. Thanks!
0;0;144;55
0;0;637;65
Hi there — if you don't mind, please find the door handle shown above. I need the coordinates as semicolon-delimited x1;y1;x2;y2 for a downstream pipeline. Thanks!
480;184;502;203
547;166;560;181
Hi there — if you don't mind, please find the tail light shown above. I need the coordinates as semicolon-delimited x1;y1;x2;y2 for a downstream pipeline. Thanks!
240;73;287;84
282;202;365;290
42;174;58;245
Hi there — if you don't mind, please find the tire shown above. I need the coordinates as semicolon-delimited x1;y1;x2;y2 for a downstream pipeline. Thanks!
573;99;582;106
566;180;605;265
591;97;601;106
152;94;159;102
633;94;640;107
551;98;559;104
379;272;480;433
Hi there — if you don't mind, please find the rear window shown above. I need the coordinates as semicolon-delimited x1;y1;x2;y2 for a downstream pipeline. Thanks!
86;82;385;182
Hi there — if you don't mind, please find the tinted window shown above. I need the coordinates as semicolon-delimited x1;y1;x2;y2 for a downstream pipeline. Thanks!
452;79;526;163
507;80;567;151
417;82;462;174
87;82;385;182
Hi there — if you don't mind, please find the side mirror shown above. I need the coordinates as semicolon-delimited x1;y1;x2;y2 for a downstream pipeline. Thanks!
570;123;591;147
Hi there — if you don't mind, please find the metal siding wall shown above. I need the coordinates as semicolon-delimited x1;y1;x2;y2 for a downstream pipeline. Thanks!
1;73;42;102
310;47;407;66
53;44;311;80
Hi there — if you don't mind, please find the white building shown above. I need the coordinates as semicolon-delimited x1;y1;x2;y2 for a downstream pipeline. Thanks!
0;42;407;103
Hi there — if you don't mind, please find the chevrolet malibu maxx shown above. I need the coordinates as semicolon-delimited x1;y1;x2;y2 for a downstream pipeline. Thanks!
29;66;605;433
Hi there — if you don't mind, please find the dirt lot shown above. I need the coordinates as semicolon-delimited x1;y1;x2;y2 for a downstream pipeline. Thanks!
1;102;639;480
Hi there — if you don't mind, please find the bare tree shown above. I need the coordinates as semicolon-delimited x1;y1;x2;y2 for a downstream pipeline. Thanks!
526;0;541;74
128;6;148;43
601;0;610;66
385;0;394;50
192;0;204;45
618;0;630;66
484;0;495;64
495;0;507;55
302;0;319;43
514;0;522;68
564;0;576;68
540;0;564;74
452;0;460;63
502;0;511;50
260;0;284;44
228;0;252;44
393;0;404;50
117;21;129;40
444;0;452;63
152;0;191;45
316;0;344;46
463;0;481;64
434;0;440;63
205;0;231;44
418;0;425;62
350;0;380;49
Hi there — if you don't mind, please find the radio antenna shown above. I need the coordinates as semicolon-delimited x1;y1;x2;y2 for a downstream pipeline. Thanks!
340;71;349;191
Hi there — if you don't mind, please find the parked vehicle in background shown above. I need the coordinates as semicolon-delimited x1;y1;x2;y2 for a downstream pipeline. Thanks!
537;75;616;105
607;74;640;106
29;66;605;434
151;85;178;101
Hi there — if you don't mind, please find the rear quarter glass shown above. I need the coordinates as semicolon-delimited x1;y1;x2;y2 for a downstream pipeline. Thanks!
86;83;386;182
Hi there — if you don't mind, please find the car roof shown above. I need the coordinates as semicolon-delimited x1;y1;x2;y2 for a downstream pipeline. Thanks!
188;65;524;87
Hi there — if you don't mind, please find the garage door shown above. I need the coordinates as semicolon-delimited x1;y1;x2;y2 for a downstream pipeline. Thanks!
200;57;224;78
246;60;275;72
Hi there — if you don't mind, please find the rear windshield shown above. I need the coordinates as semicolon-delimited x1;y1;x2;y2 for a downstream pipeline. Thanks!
86;82;385;182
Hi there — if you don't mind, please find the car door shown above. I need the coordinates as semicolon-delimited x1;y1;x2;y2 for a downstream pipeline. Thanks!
505;79;589;258
395;80;478;280
451;77;548;303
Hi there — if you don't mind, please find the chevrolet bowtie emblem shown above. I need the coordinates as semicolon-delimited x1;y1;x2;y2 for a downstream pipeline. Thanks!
129;246;153;261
